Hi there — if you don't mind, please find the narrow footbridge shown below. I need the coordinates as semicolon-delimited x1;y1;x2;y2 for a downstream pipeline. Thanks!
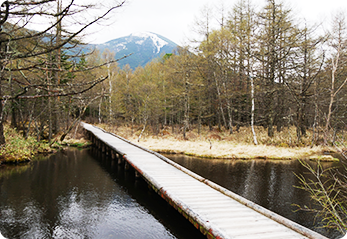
82;123;327;239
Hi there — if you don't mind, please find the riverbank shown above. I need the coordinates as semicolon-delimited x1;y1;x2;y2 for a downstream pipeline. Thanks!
0;124;91;164
135;138;338;161
2;122;338;164
95;123;342;161
0;125;52;164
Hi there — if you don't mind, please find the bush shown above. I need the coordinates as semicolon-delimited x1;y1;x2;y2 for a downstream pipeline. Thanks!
0;124;51;164
295;160;347;233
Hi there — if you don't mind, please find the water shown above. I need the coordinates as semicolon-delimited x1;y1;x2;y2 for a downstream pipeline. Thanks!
165;154;344;239
0;147;344;239
0;149;205;239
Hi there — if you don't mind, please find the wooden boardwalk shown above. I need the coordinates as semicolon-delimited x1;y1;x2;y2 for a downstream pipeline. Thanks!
82;123;328;239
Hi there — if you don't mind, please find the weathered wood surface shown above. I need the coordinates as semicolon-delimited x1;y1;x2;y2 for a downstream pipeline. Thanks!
82;122;328;239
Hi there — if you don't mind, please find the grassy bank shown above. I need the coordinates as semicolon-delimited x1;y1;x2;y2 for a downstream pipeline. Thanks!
0;125;52;164
0;124;91;164
95;123;343;161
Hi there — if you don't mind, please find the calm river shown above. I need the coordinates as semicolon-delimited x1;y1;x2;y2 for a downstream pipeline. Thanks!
0;149;205;239
0;148;343;238
165;154;344;239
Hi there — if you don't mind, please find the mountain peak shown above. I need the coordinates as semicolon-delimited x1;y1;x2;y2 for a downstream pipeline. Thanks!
94;32;178;69
130;31;156;38
130;31;168;54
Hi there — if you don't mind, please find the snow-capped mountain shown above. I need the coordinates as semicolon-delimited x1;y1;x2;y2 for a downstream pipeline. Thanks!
93;32;178;69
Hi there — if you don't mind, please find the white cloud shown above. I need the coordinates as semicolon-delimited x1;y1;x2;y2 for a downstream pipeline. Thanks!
86;0;347;45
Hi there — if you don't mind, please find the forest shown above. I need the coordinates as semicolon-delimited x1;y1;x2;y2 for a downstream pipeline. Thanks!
84;0;347;148
0;0;347;150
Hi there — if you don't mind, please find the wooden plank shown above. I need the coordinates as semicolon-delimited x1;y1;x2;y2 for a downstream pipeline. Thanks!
82;123;328;239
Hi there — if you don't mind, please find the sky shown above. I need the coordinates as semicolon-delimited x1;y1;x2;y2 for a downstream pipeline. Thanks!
85;0;347;45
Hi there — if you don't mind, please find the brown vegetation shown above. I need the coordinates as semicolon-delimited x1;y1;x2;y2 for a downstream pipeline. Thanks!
94;123;342;161
0;123;91;165
208;134;222;141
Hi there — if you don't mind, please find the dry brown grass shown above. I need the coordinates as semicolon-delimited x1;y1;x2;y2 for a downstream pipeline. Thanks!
93;123;342;161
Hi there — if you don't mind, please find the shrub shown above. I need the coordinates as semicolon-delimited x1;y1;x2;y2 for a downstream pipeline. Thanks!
0;124;51;164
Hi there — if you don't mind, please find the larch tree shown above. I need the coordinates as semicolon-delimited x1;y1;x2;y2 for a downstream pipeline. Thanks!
228;0;257;138
255;0;298;137
285;24;325;142
200;29;234;132
193;4;218;131
177;47;195;140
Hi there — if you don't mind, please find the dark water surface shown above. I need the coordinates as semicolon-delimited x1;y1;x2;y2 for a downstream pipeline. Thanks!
0;149;205;239
165;154;344;239
0;147;344;239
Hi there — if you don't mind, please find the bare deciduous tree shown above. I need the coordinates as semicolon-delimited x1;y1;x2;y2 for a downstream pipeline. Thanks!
0;0;126;145
324;12;347;145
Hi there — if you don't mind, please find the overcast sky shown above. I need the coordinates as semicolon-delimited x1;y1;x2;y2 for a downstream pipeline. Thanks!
86;0;347;45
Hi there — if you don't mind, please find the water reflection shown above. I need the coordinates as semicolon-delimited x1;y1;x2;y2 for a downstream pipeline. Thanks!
0;149;204;239
1;147;343;238
165;154;343;239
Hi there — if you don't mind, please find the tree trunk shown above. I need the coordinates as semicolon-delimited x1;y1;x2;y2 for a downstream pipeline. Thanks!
0;82;5;145
0;27;6;145
183;74;190;140
0;124;4;146
11;102;18;129
48;97;52;143
311;80;318;147
98;97;102;124
325;55;338;145
108;65;112;122
251;76;258;145
10;77;18;129
267;97;275;137
214;73;227;129
53;0;62;135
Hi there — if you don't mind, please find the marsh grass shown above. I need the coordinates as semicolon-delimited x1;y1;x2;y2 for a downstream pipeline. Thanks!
61;136;92;148
95;123;342;161
0;124;52;164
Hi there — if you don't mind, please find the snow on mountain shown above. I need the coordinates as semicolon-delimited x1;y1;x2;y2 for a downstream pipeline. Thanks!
131;32;168;53
91;32;178;69
135;40;145;45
